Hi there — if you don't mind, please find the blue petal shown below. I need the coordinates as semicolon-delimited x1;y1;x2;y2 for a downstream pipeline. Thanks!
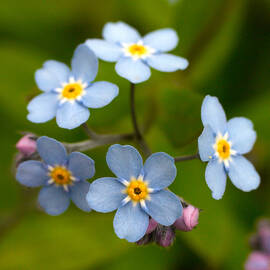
113;202;149;242
115;58;151;84
143;28;178;52
70;180;91;212
86;177;125;213
102;21;140;44
68;152;95;180
27;92;59;123
71;44;98;84
201;95;227;135
37;136;67;166
205;159;227;200
16;160;48;187
35;60;70;92
38;186;70;216
145;190;182;226
143;152;176;190
56;102;90;129
82;81;119;108
228;155;260;192
147;53;188;72
198;125;215;162
85;39;122;62
227;117;257;154
106;144;143;181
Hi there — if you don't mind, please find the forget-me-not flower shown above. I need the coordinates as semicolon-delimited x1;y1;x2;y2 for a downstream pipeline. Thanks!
86;144;182;242
27;44;119;129
85;22;188;84
16;136;95;215
198;95;260;200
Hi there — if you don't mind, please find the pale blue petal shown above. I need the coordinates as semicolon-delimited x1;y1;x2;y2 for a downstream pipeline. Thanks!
102;21;140;44
70;180;91;212
113;202;149;242
201;95;227;134
16;160;48;187
228;156;260;192
198;125;215;162
71;44;98;84
85;39;122;62
143;28;178;52
147;53;188;72
35;60;70;92
38;186;70;216
56;102;90;129
37;136;67;166
115;58;151;84
68;152;95;180
205;159;227;200
106;144;143;181
82;81;119;108
145;190;182;226
143;152;176;190
43;60;70;83
86;177;125;213
227;117;257;154
27;92;59;123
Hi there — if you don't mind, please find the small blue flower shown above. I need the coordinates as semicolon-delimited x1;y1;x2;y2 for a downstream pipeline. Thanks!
27;44;119;129
86;144;182;242
16;136;95;215
198;95;260;200
85;21;188;84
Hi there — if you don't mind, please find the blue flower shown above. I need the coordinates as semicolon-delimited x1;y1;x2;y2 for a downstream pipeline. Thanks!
85;22;188;84
16;136;95;215
27;44;119;129
198;95;260;200
86;144;182;242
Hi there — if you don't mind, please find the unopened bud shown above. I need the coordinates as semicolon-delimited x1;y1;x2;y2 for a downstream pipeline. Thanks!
16;134;37;156
245;252;270;270
156;225;175;247
146;218;158;234
174;205;199;231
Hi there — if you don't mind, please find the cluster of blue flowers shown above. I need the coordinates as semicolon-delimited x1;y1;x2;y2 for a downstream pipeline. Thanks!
16;21;260;243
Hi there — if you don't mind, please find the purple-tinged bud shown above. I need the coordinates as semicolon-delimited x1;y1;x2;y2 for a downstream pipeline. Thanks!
146;218;158;234
16;134;37;156
245;252;270;270
156;225;175;247
258;220;270;255
174;205;199;231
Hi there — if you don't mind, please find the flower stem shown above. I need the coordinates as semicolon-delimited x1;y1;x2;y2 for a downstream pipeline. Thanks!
81;123;99;140
174;153;200;162
130;83;152;157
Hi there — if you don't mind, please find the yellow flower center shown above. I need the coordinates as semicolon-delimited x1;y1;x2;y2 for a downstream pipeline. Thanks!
49;166;73;185
61;83;83;100
216;139;231;159
128;44;148;57
126;177;149;202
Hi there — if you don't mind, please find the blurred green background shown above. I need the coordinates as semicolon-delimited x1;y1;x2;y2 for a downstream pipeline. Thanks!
0;0;270;269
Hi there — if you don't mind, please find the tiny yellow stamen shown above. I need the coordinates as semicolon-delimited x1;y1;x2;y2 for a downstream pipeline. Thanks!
216;139;231;159
49;166;73;186
128;44;148;57
61;83;83;100
125;177;149;202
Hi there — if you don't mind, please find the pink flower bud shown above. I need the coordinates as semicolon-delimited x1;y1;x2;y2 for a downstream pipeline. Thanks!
156;226;175;247
258;220;270;255
174;205;199;231
146;218;158;234
245;252;270;270
16;134;37;156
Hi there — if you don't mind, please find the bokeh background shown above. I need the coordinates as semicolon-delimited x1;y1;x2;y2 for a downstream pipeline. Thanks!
0;0;270;269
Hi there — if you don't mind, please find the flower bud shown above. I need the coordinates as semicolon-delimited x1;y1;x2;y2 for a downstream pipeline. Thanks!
16;134;37;156
258;220;270;255
146;218;158;234
156;225;175;247
245;252;270;270
174;205;199;231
